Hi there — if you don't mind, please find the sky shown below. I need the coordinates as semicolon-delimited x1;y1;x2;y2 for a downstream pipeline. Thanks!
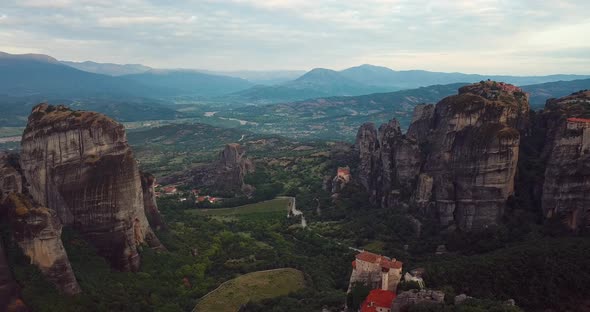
1;0;589;75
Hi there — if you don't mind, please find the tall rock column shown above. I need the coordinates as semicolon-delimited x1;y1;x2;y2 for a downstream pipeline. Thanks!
1;153;80;295
421;82;528;231
3;194;81;295
355;123;381;204
378;119;422;208
541;91;590;231
140;172;168;232
19;104;162;271
354;82;529;231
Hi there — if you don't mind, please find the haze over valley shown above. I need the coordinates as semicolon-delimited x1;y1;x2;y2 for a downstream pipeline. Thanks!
1;1;590;312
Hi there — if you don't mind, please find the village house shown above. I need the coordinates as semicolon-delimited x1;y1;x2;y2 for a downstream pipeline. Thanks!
360;289;396;312
349;251;403;293
161;186;177;195
196;195;218;204
566;117;590;130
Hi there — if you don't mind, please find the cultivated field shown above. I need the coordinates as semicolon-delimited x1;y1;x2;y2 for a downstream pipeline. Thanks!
193;268;306;312
188;198;290;220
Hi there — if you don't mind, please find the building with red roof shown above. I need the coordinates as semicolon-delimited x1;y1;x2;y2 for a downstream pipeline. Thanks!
161;186;177;195
567;117;590;130
348;251;403;293
360;289;396;312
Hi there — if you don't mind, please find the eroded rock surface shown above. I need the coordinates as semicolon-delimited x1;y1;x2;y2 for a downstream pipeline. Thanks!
0;153;22;202
140;172;168;232
192;143;255;195
2;194;80;295
540;91;590;230
19;104;162;271
355;81;529;231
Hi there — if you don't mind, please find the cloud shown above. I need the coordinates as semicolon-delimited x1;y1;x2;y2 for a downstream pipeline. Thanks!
97;15;196;27
0;0;588;74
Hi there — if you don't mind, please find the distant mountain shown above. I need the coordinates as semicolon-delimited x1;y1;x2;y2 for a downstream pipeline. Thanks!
122;69;255;97
0;52;180;127
231;68;394;103
340;64;590;90
0;51;169;97
201;70;306;85
61;60;152;76
229;64;590;104
521;78;590;109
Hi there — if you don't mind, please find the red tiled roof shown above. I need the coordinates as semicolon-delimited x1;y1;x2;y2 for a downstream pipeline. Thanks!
356;251;403;270
567;117;590;123
162;186;177;192
356;251;382;263
361;289;397;312
381;260;403;270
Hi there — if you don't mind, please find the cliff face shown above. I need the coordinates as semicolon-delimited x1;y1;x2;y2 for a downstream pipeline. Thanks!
0;154;28;311
19;104;162;271
355;82;529;231
355;123;380;202
140;172;168;232
0;153;22;203
540;91;590;230
192;143;255;195
3;194;80;295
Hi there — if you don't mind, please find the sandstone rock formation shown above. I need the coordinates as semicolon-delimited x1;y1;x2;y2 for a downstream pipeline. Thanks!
355;81;529;231
192;143;255;195
540;91;590;230
140;172;168;232
354;123;380;202
19;104;163;271
2;153;80;295
0;153;22;202
3;194;80;295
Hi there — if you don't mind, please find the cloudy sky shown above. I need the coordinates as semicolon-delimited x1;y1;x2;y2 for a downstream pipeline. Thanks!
1;0;589;74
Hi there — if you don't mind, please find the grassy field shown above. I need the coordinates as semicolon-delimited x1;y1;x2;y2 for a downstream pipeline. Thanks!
188;198;291;220
193;268;306;312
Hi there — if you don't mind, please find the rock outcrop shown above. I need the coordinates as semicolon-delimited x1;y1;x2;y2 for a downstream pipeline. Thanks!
355;123;381;203
355;81;529;231
140;172;168;232
19;104;163;271
2;193;80;295
192;143;255;195
540;91;590;230
331;166;351;193
0;153;22;202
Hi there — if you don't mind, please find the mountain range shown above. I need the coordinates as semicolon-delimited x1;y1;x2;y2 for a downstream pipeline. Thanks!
0;51;589;129
3;51;589;102
61;60;152;76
